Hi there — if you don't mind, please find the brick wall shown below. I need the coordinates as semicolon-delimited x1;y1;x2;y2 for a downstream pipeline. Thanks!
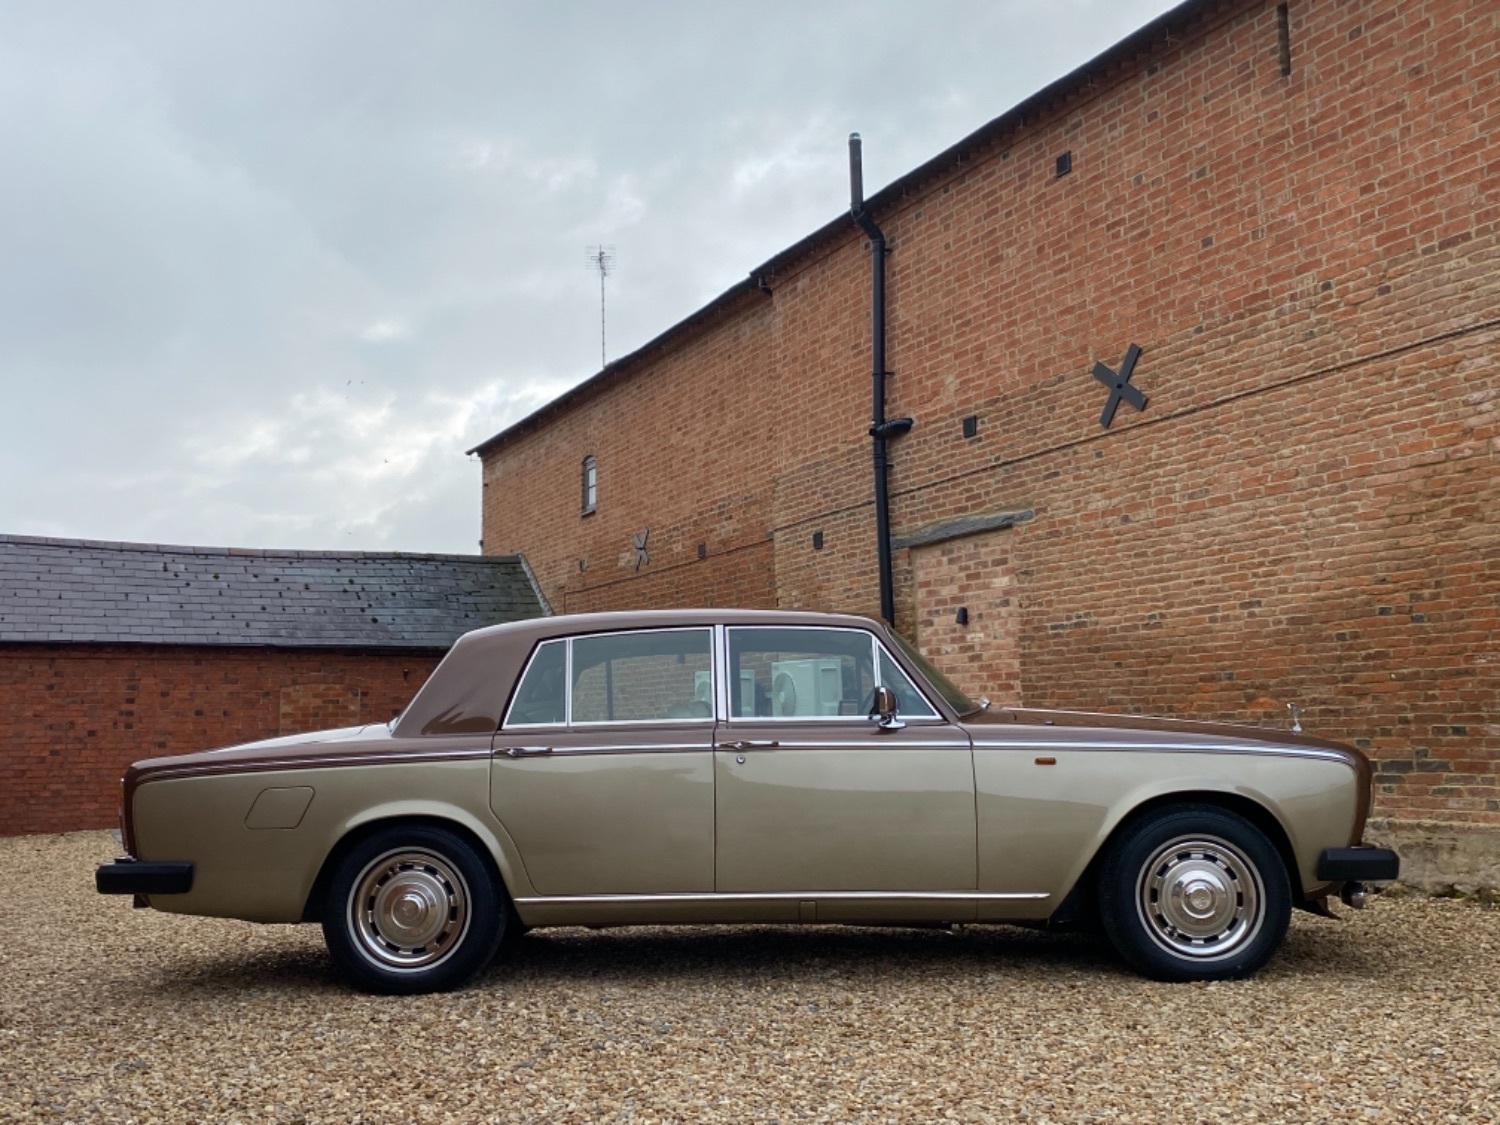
480;0;1498;840
0;644;441;836
912;532;1021;708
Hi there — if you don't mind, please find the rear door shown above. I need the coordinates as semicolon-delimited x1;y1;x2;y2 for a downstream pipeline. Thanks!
490;627;716;895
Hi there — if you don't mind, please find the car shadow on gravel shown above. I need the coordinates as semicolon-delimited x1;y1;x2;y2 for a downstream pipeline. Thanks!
101;912;1397;1002
1261;910;1405;982
102;942;347;1003
478;923;1129;988
104;923;1128;1002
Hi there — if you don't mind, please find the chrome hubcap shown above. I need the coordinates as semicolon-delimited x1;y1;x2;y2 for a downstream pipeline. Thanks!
349;849;470;971
1137;834;1264;960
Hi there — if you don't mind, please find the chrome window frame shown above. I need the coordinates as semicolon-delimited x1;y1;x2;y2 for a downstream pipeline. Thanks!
721;624;944;724
558;627;720;732
875;645;939;719
501;638;569;730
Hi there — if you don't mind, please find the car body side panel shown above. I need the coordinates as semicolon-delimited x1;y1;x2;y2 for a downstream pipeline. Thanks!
972;740;1360;919
713;730;977;896
132;755;532;923
489;728;716;895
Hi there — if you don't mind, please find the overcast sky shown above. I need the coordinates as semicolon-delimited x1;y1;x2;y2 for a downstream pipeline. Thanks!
1;1;1179;554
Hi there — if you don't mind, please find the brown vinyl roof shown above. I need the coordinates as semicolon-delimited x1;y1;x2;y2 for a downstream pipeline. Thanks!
0;534;545;649
468;0;1213;458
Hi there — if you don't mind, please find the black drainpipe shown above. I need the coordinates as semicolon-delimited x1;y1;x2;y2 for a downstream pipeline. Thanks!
849;133;912;626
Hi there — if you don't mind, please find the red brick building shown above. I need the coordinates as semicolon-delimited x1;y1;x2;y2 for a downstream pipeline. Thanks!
0;536;544;835
472;0;1498;889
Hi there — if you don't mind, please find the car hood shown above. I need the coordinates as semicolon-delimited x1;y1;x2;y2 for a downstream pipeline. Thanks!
964;706;1362;757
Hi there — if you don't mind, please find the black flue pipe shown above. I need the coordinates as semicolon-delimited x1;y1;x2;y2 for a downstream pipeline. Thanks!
849;132;898;625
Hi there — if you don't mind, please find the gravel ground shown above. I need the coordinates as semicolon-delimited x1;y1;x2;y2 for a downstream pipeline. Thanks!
1;833;1496;1124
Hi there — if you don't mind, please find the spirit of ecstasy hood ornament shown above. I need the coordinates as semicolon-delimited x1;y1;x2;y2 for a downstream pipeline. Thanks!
1287;702;1303;734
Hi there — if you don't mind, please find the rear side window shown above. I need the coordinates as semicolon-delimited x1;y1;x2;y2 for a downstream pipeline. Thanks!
571;629;713;724
506;640;566;726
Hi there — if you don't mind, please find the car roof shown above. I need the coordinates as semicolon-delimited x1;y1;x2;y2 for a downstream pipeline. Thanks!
462;607;885;643
392;608;895;738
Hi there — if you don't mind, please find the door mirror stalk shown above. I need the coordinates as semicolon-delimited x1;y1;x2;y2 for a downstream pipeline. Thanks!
870;685;905;731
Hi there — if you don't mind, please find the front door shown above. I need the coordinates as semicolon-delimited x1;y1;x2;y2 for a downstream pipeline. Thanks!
490;627;716;895
713;626;976;906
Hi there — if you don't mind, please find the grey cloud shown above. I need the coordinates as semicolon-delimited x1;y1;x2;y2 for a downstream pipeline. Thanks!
0;0;1178;552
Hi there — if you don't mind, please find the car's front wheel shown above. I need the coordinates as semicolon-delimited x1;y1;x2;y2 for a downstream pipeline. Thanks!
1098;804;1291;981
322;824;508;994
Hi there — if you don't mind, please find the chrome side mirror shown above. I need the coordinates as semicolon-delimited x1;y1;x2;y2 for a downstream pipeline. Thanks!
870;685;905;731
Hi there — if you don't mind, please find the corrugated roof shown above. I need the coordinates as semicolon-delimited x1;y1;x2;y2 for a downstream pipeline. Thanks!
467;0;1215;457
0;534;544;648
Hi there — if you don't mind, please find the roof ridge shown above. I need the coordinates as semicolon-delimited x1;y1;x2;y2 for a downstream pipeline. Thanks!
0;532;520;564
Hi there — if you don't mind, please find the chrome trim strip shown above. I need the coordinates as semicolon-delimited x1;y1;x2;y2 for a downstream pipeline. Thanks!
715;741;966;751
494;744;711;757
514;890;1050;906
494;742;967;757
969;740;1348;762
713;623;729;722
723;623;943;722
130;748;493;786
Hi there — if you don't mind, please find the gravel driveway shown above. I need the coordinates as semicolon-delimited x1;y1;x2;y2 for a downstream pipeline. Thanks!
1;832;1496;1124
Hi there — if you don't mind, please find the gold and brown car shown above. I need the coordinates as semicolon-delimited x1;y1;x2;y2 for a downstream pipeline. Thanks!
97;609;1398;993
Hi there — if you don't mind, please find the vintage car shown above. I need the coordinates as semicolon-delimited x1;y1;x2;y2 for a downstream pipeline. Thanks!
97;609;1398;993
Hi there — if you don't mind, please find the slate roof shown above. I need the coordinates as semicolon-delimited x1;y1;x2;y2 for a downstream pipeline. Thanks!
0;535;545;649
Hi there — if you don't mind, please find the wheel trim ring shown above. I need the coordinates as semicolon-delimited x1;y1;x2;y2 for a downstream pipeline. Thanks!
348;848;472;972
1136;833;1265;962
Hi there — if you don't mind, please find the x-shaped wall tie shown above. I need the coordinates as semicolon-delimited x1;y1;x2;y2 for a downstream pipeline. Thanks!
1092;344;1147;428
632;529;649;570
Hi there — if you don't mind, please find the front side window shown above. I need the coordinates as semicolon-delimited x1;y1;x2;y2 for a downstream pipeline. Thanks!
571;628;713;723
888;631;977;716
581;455;597;515
727;627;877;719
877;647;939;719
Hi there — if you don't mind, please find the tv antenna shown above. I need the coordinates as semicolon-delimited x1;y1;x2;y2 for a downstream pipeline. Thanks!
585;244;615;368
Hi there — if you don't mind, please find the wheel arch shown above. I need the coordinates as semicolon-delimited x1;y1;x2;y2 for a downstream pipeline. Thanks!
302;811;516;923
1049;789;1304;928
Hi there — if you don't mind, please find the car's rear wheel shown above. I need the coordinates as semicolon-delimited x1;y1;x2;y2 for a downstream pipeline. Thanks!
322;824;507;994
1098;804;1291;981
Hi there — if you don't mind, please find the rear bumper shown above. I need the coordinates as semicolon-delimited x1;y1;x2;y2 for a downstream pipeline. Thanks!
1317;846;1399;882
95;858;194;896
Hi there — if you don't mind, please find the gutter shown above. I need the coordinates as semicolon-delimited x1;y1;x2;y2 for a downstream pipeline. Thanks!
849;134;912;626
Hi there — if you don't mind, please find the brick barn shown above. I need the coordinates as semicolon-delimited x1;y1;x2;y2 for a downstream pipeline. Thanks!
470;0;1499;889
0;535;544;836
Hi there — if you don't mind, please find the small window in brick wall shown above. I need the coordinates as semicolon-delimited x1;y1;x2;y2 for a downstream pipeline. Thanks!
581;455;597;515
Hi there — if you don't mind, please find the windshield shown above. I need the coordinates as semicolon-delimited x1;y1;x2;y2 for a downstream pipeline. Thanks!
888;631;979;716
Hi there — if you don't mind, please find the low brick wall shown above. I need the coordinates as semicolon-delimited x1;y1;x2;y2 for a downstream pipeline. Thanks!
0;643;442;836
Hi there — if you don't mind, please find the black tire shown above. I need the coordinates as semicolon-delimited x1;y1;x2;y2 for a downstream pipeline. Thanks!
1097;804;1291;982
322;824;508;995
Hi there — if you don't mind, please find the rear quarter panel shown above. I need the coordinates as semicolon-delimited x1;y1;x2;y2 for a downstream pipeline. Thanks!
132;748;536;923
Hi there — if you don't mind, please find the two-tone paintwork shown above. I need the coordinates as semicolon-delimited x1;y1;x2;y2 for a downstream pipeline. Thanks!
119;609;1372;930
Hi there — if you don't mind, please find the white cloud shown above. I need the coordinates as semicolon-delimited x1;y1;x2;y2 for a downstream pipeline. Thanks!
359;319;409;343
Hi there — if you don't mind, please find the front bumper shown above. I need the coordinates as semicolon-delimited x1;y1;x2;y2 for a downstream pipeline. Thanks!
1317;846;1400;882
95;858;194;896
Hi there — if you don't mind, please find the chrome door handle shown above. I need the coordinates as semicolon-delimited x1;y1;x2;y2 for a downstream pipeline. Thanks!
719;740;780;751
502;746;553;758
